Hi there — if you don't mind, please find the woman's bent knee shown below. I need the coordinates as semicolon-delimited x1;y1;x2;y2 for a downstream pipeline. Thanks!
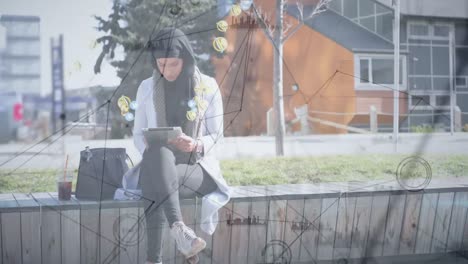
144;144;175;158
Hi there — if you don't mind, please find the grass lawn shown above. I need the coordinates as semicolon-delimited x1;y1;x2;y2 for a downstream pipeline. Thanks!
1;154;467;193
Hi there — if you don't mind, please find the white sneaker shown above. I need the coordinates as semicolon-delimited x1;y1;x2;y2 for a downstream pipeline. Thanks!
170;221;206;258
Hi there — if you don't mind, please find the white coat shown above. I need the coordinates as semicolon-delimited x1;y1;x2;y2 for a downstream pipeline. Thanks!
122;72;231;235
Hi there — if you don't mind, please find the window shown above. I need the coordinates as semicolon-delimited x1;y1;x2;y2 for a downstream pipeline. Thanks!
343;0;358;19
411;95;430;107
376;13;393;41
10;78;40;92
356;55;406;90
456;77;467;87
456;48;468;76
360;59;369;83
434;25;450;37
435;95;450;107
376;3;390;14
408;21;454;40
409;46;431;75
329;0;342;14
360;17;375;32
10;60;40;75
372;59;395;84
455;22;468;45
7;40;40;56
433;77;450;91
330;0;393;41
432;47;450;75
3;21;39;37
410;94;452;110
409;77;431;91
409;24;429;37
359;0;375;17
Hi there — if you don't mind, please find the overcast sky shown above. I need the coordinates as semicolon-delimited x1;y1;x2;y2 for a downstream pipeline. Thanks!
0;0;123;95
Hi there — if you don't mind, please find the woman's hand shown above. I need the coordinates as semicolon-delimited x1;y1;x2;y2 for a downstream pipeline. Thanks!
168;133;197;152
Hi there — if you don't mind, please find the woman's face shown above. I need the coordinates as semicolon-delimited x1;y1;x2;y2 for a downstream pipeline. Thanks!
156;57;184;82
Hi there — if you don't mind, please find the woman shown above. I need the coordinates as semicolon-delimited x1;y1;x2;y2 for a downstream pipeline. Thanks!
132;27;231;264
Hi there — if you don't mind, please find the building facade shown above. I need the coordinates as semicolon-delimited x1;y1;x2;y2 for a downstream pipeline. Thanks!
213;0;468;135
329;0;468;131
0;15;41;95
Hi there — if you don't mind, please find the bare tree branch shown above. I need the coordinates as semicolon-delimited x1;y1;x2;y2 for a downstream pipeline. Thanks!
296;0;304;21
252;3;275;43
282;0;332;43
283;18;293;35
305;0;332;20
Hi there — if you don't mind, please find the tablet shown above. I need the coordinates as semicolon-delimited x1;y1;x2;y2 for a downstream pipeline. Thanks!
142;127;182;145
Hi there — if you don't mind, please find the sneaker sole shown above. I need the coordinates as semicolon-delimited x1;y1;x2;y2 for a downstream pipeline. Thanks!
185;238;206;258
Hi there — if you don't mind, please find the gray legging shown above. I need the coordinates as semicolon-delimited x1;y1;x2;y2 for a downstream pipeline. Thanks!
139;143;218;263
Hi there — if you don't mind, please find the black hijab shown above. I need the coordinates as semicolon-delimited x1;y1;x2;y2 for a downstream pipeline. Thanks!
150;27;197;129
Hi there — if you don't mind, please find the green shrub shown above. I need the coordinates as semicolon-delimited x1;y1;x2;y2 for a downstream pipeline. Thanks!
463;124;468;132
410;124;434;133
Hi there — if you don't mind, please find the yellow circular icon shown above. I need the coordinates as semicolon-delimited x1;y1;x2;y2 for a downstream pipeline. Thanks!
230;4;242;16
216;20;229;32
117;95;131;116
213;37;228;53
186;110;197;121
197;99;208;112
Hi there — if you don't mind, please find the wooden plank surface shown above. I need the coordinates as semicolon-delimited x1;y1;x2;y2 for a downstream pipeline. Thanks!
265;199;288;263
415;192;439;254
333;195;357;260
462;204;468;255
100;208;120;264
0;208;2;264
446;192;468;252
317;197;339;260
1;186;468;264
49;193;81;264
399;193;423;255
283;199;305;263
0;193;20;212
32;192;61;264
431;192;455;253
298;197;321;262
383;193;407;256
137;206;147;264
229;200;250;264
61;209;81;264
247;200;268;264
0;193;19;264
13;193;41;264
80;206;100;264
366;194;390;257
119;207;139;264
349;195;372;259
212;202;232;264
1;212;21;264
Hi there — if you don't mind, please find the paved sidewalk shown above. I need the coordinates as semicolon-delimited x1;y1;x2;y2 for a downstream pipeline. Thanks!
0;133;467;169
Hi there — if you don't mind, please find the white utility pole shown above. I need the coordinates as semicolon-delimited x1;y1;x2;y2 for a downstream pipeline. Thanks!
449;30;455;135
393;0;400;151
273;0;286;156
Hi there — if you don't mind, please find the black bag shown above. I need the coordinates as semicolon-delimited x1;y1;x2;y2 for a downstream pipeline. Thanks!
75;147;129;201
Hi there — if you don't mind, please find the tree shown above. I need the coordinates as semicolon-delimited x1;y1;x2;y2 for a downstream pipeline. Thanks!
252;0;331;156
93;0;219;138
